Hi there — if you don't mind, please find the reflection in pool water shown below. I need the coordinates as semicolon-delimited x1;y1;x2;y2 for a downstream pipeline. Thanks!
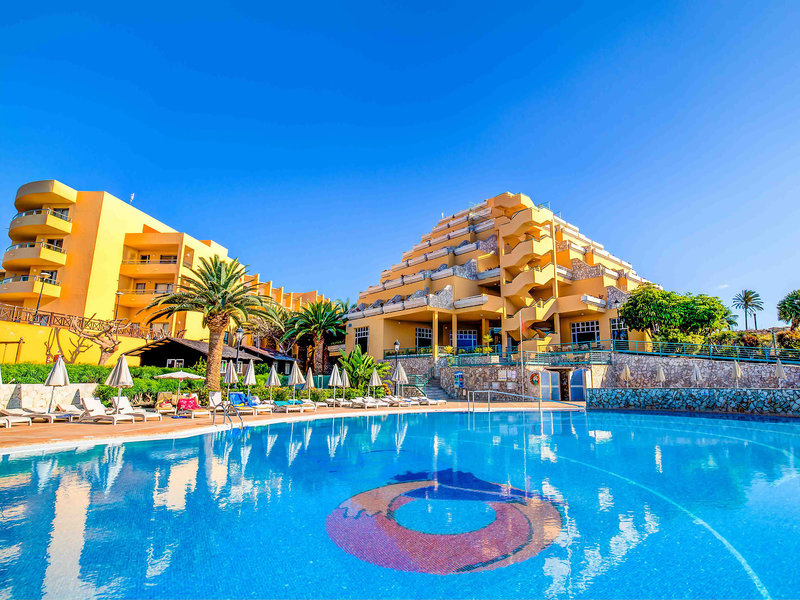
1;410;800;598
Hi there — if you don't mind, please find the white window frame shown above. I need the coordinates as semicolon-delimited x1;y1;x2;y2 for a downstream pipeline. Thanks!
355;327;369;352
570;320;600;344
166;358;184;368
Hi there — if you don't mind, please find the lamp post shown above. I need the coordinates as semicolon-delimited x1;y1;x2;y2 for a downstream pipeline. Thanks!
394;339;400;395
33;276;46;324
235;327;245;374
114;290;124;320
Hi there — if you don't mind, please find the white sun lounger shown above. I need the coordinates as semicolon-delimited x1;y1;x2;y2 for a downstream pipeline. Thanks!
418;397;446;405
0;415;32;427
112;396;163;422
1;407;78;423
80;397;136;425
352;397;379;409
387;396;420;407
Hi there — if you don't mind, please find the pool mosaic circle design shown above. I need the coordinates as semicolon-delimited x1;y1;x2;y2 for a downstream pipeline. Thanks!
326;469;563;574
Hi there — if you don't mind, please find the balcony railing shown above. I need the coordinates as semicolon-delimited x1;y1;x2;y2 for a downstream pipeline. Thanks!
0;302;166;340
121;258;178;265
0;275;60;286
11;208;72;223
6;241;66;254
119;286;174;295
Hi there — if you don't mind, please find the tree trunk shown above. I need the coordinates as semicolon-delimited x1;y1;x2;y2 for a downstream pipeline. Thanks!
97;350;114;366
744;311;748;331
206;316;230;391
754;313;758;330
314;335;324;373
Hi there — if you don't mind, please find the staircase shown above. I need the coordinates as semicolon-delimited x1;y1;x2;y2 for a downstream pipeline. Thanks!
425;377;453;400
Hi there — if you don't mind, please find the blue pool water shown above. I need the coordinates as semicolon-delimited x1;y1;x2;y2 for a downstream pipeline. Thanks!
2;410;800;599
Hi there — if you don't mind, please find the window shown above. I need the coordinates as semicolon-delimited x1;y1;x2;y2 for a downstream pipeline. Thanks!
154;283;173;293
456;329;478;350
284;362;292;375
570;320;600;345
355;327;369;352
140;254;151;263
51;208;69;219
166;359;184;368
610;318;629;350
151;322;170;335
135;282;146;292
46;238;64;249
160;254;178;264
415;327;432;348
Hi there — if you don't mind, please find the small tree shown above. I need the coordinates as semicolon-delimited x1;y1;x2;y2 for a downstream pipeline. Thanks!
778;290;800;331
617;284;681;337
338;346;391;392
732;289;764;330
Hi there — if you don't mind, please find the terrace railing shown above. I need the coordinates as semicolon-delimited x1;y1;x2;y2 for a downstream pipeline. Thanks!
11;208;72;223
0;301;166;340
528;338;800;366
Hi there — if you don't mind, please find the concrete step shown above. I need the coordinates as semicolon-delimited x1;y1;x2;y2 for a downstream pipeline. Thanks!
425;378;452;399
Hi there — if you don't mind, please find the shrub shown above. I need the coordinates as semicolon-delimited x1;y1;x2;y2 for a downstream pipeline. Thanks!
778;330;800;350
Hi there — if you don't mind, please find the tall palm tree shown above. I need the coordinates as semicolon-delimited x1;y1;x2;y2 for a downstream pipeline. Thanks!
778;290;800;331
143;256;268;390
283;300;344;373
732;289;763;330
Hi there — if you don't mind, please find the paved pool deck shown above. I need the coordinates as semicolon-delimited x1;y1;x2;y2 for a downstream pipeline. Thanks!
0;400;584;455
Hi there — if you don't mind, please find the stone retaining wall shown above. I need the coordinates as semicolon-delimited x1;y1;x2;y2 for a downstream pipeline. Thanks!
393;356;437;375
591;353;800;389
0;384;98;411
587;387;800;416
439;364;540;399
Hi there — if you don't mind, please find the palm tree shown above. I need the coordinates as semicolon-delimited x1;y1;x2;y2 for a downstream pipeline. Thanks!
732;289;763;330
283;300;345;372
778;290;800;331
143;256;268;390
722;306;738;329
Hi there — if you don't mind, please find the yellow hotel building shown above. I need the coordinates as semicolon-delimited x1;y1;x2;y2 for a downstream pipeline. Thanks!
0;180;323;347
344;192;651;360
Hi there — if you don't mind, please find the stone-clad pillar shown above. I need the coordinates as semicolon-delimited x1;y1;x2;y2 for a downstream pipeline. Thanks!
432;311;439;360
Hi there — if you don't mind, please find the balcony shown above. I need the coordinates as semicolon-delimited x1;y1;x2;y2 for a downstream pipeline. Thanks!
0;275;61;301
15;180;78;211
2;242;67;270
117;286;174;307
9;209;72;239
119;258;179;278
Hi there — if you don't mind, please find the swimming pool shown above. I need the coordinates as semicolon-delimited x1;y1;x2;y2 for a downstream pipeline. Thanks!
1;410;799;599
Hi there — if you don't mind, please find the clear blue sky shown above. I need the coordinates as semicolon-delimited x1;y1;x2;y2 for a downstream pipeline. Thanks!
2;2;799;328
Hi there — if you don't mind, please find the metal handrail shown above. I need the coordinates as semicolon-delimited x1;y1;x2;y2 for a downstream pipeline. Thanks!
468;389;585;413
529;338;800;365
0;275;60;286
119;287;174;295
0;301;165;339
5;241;66;253
121;259;178;265
11;208;72;223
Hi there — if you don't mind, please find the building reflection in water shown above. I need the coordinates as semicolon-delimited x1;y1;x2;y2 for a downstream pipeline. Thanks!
0;410;797;599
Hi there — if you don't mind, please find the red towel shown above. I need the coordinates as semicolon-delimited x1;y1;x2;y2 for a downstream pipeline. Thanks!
178;397;200;411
